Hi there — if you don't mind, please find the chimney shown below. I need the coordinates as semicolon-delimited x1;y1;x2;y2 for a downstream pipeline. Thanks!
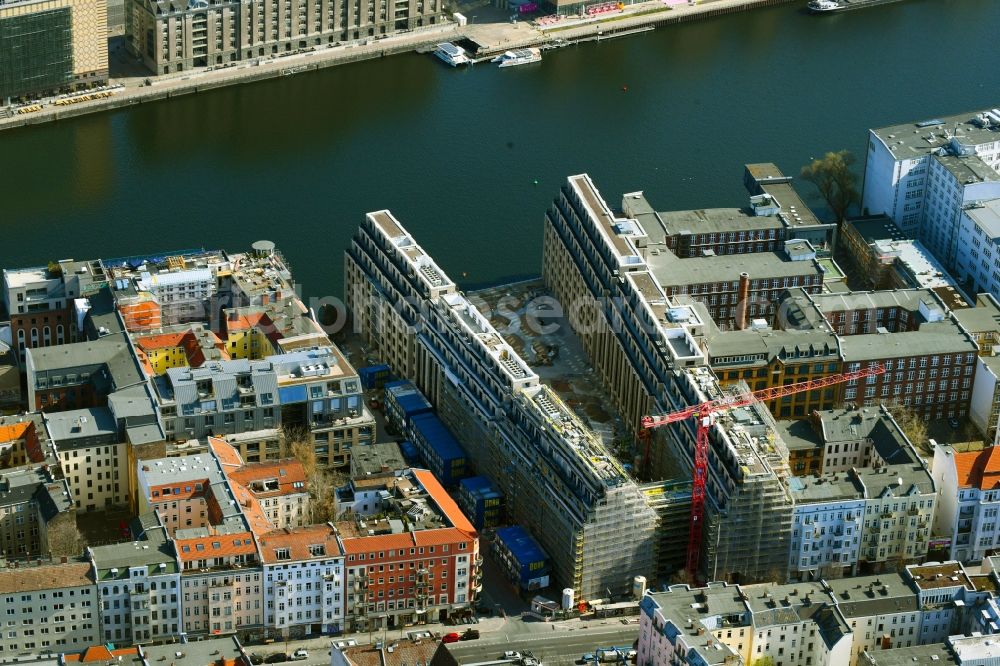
735;273;751;330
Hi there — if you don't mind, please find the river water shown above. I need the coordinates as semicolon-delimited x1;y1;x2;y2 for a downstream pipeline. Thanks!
2;0;999;297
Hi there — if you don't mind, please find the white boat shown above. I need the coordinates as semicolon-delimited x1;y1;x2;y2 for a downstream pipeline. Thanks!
434;42;471;67
807;0;843;11
491;48;542;68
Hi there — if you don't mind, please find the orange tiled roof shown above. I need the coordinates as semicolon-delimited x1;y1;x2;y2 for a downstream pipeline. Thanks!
64;646;139;662
208;436;244;469
176;531;257;562
340;526;471;554
953;447;1000;490
228;460;307;498
0;422;33;443
230;480;274;535
411;469;476;536
257;524;343;563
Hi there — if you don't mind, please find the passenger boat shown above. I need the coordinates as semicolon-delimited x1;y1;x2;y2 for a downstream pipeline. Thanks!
491;48;542;68
434;42;471;66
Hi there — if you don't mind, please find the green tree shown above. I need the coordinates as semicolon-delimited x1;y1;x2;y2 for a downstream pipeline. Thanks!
800;150;860;225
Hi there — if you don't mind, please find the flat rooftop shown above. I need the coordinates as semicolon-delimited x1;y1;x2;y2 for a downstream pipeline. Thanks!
839;318;978;361
0;560;94;593
657;207;783;235
860;644;956;666
872;106;1000;160
934;152;1000;184
647;248;822;287
907;562;973;590
965;199;1000;240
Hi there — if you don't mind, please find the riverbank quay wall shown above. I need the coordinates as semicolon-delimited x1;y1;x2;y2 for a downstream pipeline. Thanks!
0;0;799;133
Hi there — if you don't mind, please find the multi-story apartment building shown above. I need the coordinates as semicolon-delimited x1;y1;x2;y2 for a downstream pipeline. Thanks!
126;0;445;75
970;354;1000;444
151;346;372;468
2;259;106;366
622;191;825;330
953;293;1000;357
0;466;77;559
0;0;108;101
638;561;997;666
932;446;1000;562
25;333;145;413
88;512;182;645
637;582;853;666
346;208;659;599
904;562;993;645
44;408;130;511
228;460;309;529
786;409;935;580
0;413;48;469
0;558;100;659
258;523;344;638
338;469;479;631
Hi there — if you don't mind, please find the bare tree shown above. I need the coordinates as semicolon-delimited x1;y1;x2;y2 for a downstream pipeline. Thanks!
887;404;928;452
800;150;860;226
285;427;340;524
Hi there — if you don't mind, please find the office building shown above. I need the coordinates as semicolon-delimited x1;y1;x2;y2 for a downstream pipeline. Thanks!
0;0;108;101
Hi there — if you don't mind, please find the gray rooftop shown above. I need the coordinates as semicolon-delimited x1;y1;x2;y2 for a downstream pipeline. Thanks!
788;472;863;503
847;215;910;244
657;207;784;236
952;294;1000;332
139;452;225;488
44;407;117;446
839;318;978;361
28;332;144;392
824;572;918;619
934;152;1000;185
351;441;408;477
648;248;823;288
89;516;180;581
139;636;245;665
860;643;955;666
706;327;839;366
643;584;747;665
872;106;1000;160
965;199;1000;240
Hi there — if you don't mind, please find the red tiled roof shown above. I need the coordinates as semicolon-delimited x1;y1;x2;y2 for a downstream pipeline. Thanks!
176;531;258;562
209;437;244;469
258;524;343;563
230;480;274;536
64;646;139;662
954;447;1000;490
228;460;307;498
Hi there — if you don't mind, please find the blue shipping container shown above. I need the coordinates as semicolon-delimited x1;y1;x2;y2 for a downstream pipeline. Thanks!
359;364;392;390
495;525;550;589
409;412;467;487
384;381;433;432
458;476;503;530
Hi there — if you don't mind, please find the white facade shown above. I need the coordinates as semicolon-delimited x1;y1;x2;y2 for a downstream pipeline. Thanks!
96;562;181;644
790;498;865;580
263;556;345;637
970;355;1000;446
932;446;1000;562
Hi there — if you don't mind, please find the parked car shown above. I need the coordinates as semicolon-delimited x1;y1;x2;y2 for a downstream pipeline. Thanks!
503;652;522;660
949;417;961;429
442;632;461;644
290;649;309;660
460;629;480;640
248;654;264;665
264;655;287;664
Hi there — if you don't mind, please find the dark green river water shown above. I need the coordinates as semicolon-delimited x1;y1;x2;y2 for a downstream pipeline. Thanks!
2;0;999;297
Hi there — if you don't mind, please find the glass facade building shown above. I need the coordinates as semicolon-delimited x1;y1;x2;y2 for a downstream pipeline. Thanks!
0;6;73;100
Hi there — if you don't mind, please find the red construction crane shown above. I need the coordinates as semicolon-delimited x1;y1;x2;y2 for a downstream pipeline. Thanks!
640;363;886;578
